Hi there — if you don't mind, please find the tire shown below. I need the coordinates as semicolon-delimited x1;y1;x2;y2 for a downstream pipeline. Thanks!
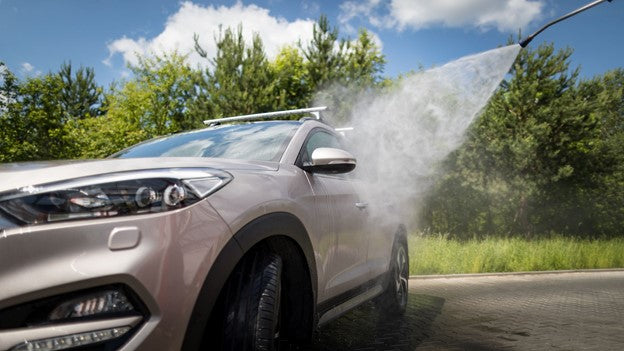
221;250;283;351
376;237;408;315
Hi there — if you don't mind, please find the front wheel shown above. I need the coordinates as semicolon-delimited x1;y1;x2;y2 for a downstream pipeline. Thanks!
221;250;283;351
376;238;408;315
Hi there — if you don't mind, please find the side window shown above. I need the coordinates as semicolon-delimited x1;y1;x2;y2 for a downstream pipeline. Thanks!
300;130;342;165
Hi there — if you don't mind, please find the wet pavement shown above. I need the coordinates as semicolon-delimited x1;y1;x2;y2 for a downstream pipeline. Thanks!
306;271;624;351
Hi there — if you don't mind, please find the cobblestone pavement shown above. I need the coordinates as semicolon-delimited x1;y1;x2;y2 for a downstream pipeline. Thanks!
305;271;624;351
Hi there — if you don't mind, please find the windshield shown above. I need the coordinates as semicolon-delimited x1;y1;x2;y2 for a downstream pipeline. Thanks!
112;121;300;162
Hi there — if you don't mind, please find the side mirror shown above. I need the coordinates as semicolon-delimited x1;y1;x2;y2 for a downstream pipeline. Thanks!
303;147;356;174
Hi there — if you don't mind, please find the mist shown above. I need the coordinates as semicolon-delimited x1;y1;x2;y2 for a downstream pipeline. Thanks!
320;44;522;229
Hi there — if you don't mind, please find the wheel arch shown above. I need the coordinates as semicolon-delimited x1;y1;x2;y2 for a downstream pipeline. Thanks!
232;212;318;297
181;212;317;350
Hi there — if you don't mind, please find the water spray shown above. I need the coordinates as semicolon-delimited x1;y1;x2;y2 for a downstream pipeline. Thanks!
519;0;614;47
318;0;617;230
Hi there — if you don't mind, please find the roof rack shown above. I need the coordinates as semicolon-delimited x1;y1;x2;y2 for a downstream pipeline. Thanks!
203;106;328;126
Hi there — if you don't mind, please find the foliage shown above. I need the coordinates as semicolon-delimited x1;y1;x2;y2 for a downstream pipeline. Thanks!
578;69;624;234
270;45;312;110
0;61;107;161
301;15;346;91
1;68;73;161
343;29;386;86
1;63;21;161
0;62;18;111
195;26;276;118
58;62;103;119
306;23;386;123
64;112;148;159
1;16;386;162
408;234;624;274
421;43;624;238
123;52;200;134
69;52;200;158
2;16;624;238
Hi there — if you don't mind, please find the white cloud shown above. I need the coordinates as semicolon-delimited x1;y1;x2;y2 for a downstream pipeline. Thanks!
301;1;320;15
340;0;544;33
105;1;316;69
18;62;41;77
339;0;384;31
389;0;544;32
103;37;149;67
20;62;34;73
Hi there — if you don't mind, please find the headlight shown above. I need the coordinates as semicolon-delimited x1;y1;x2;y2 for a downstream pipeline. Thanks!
0;168;231;228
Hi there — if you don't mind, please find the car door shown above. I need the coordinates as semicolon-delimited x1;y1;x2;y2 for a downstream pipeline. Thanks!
298;128;370;300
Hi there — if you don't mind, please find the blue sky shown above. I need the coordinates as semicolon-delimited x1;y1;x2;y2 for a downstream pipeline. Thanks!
1;0;622;87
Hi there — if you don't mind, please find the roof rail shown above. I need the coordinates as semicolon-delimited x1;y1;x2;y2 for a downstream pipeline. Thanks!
203;106;328;126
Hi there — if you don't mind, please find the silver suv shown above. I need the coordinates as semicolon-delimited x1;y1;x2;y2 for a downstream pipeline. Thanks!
0;107;408;351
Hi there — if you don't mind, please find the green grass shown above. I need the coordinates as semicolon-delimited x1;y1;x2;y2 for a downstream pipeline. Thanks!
408;235;624;275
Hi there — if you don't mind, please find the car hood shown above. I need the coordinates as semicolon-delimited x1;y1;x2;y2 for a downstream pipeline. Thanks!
0;158;278;193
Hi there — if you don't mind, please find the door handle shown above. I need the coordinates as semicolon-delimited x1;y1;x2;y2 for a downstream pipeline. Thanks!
355;202;368;209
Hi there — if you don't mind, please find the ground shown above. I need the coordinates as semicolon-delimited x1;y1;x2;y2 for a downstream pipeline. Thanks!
306;271;624;350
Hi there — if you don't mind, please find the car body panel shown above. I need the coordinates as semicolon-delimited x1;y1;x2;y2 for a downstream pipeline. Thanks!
365;205;397;279
306;172;370;299
0;198;233;350
0;119;399;350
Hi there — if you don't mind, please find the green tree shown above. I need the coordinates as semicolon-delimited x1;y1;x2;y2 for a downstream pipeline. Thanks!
0;62;18;111
130;52;199;133
0;62;19;161
66;52;199;158
0;71;75;161
0;62;106;161
195;26;275;118
302;17;385;91
301;15;346;91
343;29;386;86
58;62;103;119
109;52;198;135
64;110;148;159
575;69;624;235
423;43;611;238
191;18;385;123
302;18;386;123
270;45;312;110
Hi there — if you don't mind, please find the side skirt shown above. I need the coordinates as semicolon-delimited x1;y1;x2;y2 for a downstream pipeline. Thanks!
316;274;387;327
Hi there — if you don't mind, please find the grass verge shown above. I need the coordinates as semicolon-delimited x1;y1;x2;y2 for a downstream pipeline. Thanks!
408;235;624;275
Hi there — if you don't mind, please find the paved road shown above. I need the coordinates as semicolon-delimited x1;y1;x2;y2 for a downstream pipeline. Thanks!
306;271;624;351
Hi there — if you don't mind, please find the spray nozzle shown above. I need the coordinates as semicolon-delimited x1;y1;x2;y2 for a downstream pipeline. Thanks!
519;0;614;48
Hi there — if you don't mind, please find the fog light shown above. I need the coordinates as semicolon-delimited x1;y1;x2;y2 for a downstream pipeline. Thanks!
49;290;134;320
10;326;131;351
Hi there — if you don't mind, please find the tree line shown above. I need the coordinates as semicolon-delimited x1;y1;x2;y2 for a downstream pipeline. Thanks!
1;16;622;237
0;16;385;159
421;44;624;238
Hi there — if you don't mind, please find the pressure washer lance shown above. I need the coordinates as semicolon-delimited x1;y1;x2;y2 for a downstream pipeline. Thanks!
519;0;614;47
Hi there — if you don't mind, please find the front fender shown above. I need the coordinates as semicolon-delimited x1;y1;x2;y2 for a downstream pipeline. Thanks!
181;212;317;350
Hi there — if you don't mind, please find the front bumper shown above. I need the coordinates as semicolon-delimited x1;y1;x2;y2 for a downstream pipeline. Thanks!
0;200;232;350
